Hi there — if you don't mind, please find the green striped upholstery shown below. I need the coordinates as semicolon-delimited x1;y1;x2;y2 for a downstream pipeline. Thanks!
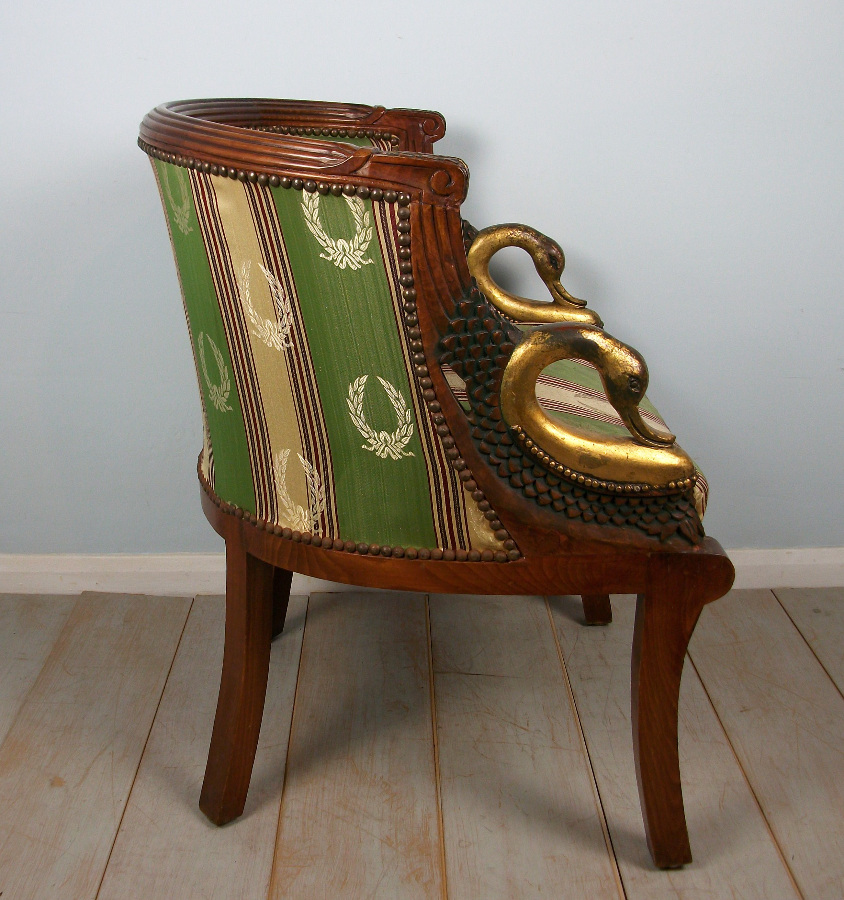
153;159;504;553
442;358;709;518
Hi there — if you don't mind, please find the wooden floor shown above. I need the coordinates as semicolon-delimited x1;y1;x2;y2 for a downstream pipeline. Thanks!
0;587;842;898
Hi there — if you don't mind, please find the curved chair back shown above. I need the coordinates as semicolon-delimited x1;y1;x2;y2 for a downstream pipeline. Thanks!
146;101;503;557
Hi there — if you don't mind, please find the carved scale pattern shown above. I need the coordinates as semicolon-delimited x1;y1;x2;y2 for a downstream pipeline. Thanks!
437;286;705;546
461;219;479;256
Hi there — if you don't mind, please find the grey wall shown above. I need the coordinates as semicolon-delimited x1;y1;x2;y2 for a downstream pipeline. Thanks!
1;1;842;552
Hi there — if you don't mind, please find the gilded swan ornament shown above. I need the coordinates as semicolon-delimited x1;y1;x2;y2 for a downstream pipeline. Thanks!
467;223;603;327
500;324;695;490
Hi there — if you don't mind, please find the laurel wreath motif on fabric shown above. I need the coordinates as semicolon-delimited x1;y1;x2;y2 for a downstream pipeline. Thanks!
274;449;327;533
301;192;374;270
162;165;193;235
237;260;294;350
197;332;232;412
347;375;415;459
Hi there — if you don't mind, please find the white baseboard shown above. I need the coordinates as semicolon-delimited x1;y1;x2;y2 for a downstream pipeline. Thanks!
0;548;842;596
0;554;341;597
727;548;844;590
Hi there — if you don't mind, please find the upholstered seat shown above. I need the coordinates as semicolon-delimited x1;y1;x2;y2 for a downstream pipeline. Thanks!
140;98;733;870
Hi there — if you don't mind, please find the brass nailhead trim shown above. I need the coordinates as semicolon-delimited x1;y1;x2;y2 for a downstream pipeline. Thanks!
138;139;411;201
389;192;520;560
249;123;401;146
198;457;516;563
512;426;693;496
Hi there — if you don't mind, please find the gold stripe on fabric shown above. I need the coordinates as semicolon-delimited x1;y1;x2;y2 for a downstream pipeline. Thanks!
464;500;504;551
245;184;339;538
192;172;274;516
209;176;311;528
201;425;213;484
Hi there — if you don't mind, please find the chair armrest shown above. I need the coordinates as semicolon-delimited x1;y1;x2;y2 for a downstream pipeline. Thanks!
499;323;695;490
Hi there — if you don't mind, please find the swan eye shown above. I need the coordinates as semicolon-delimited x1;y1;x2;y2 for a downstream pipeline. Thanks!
546;253;560;271
628;375;642;394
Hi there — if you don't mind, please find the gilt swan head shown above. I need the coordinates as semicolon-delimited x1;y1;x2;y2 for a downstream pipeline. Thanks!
467;223;603;327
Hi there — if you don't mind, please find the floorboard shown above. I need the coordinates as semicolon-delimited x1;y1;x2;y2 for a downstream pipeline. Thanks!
97;594;308;900
3;586;843;898
690;588;844;899
549;593;800;899
0;594;75;745
0;592;190;900
430;594;622;900
775;587;844;696
268;592;444;899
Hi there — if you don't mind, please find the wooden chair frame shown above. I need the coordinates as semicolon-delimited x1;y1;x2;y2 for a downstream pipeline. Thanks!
140;99;734;869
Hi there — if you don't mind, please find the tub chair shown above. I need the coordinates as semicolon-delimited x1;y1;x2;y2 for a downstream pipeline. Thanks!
139;98;733;869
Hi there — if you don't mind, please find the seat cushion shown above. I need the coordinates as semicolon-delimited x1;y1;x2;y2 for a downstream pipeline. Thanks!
443;358;708;517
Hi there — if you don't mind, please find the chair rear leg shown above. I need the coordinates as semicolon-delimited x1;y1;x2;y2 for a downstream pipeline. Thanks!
631;550;731;868
581;594;613;625
271;567;293;640
200;535;274;826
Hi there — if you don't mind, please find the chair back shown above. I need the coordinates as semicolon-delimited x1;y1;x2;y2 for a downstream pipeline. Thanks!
146;101;503;556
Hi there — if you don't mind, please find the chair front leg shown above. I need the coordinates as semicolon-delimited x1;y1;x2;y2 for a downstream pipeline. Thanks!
200;533;275;826
631;553;714;868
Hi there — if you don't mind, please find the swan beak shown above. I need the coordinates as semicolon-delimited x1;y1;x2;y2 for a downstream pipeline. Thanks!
549;280;588;308
548;281;604;327
623;406;676;447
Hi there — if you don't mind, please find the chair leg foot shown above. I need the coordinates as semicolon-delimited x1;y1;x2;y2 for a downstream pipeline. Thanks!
581;594;612;625
199;535;274;826
271;567;293;640
631;550;730;868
